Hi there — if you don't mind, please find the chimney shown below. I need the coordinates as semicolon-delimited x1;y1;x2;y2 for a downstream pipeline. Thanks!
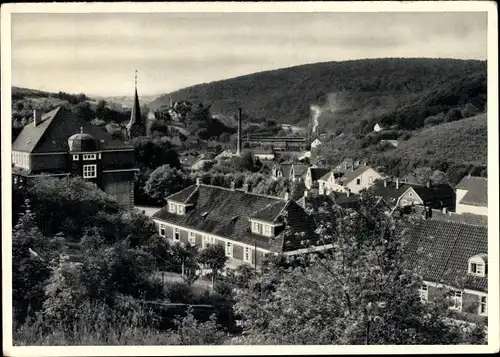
346;189;350;197
442;207;448;214
396;178;400;190
243;183;249;193
33;109;42;127
237;108;242;156
284;190;290;200
196;178;202;186
230;181;236;191
351;164;354;172
426;180;432;189
304;190;309;198
383;178;387;187
344;162;348;169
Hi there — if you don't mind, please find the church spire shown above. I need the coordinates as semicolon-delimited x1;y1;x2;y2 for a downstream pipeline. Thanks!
126;70;145;138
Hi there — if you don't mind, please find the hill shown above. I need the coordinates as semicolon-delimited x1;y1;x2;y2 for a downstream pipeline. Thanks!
149;58;487;134
395;113;487;167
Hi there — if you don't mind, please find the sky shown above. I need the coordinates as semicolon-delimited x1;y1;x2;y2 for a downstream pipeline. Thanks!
11;11;488;97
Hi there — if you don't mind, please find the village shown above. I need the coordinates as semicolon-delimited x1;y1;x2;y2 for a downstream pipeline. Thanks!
6;7;493;349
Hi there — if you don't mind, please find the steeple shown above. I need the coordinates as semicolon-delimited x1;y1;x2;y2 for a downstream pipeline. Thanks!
126;70;145;138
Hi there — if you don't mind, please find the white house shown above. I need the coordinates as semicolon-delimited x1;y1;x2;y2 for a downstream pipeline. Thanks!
455;176;487;216
310;138;322;149
373;123;385;132
318;165;383;195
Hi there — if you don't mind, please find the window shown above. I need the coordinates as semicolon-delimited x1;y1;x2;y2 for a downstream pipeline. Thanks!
188;232;196;246
449;290;462;311
159;224;166;237
226;241;233;257
264;224;271;236
83;154;97;160
203;235;215;248
419;284;428;303
174;228;180;241
356;178;361;185
83;164;97;178
177;205;185;215
252;221;262;235
479;296;487;315
169;203;176;213
244;247;252;262
470;263;484;275
409;192;413;197
368;176;373;184
73;154;79;161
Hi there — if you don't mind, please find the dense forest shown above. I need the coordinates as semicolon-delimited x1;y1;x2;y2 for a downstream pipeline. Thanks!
149;58;487;132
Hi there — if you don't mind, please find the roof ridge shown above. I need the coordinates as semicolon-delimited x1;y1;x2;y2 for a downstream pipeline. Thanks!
199;183;287;201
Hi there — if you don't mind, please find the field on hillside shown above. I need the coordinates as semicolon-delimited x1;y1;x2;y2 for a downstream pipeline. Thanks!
396;113;487;167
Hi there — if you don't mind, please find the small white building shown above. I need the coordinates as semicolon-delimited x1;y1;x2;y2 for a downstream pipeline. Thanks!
310;138;322;149
318;165;383;195
373;123;385;132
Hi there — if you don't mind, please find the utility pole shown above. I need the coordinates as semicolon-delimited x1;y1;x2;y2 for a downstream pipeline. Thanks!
254;241;257;274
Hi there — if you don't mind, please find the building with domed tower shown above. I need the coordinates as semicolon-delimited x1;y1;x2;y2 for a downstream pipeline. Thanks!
12;107;138;210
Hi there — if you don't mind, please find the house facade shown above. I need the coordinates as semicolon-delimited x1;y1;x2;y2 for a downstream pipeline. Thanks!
318;165;383;195
310;138;322;149
303;166;330;189
12;107;138;210
405;216;488;324
152;180;323;269
455;176;487;216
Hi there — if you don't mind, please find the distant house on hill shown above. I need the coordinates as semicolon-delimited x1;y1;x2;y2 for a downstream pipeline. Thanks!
380;139;399;148
373;123;385;132
12;107;138;210
318;165;383;195
310;138;322;149
273;161;308;182
151;180;329;269
455;176;488;216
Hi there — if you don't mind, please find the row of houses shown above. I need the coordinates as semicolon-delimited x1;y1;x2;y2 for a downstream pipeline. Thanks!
151;173;488;323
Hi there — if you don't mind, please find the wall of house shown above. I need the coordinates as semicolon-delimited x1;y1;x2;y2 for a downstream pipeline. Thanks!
456;203;488;216
346;168;382;194
30;153;67;173
101;171;135;210
398;188;424;207
455;189;468;207
101;150;135;170
153;220;271;268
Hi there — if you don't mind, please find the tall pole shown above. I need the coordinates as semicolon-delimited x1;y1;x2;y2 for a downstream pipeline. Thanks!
254;241;257;274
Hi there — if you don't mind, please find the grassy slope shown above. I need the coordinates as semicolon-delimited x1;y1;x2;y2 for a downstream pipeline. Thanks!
395;113;487;167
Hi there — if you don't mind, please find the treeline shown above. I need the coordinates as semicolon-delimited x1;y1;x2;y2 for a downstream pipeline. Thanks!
150;58;486;125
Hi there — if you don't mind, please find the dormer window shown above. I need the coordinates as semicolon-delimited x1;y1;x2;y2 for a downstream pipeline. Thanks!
250;220;275;237
468;254;488;277
83;154;97;160
168;201;186;215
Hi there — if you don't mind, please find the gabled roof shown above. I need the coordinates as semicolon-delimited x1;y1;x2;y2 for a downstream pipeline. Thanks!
403;218;488;292
153;184;318;252
368;179;415;206
279;162;293;178
292;164;309;178
337;165;373;185
309;167;331;181
456;176;487;207
408;184;456;209
12;106;132;153
318;170;334;182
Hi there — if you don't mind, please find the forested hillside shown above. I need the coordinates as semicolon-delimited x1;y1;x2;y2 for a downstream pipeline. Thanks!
149;58;487;133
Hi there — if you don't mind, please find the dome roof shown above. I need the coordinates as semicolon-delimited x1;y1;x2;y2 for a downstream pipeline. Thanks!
68;128;99;152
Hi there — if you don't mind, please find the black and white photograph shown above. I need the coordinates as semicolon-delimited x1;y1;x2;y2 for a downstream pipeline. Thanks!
1;1;498;355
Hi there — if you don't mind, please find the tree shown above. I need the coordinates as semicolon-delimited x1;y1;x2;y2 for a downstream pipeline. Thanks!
144;165;191;204
429;170;448;185
412;167;434;185
198;244;228;291
170;242;201;286
444;108;463;123
233;196;485;344
461;103;480;118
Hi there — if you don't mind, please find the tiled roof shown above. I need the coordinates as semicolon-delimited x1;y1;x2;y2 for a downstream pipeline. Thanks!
12;106;132;153
411;206;488;227
456;176;487;207
368;179;417;206
403;218;488;292
310;167;331;181
167;185;199;204
318;170;334;182
153;184;318;253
